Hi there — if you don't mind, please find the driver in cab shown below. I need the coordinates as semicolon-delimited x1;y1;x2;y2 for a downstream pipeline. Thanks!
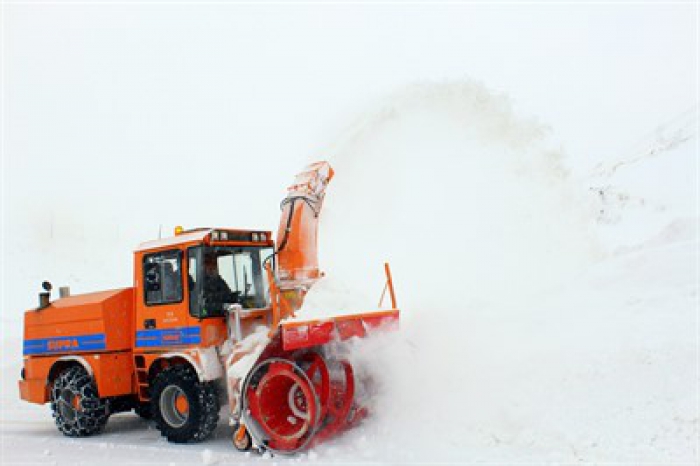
203;253;237;307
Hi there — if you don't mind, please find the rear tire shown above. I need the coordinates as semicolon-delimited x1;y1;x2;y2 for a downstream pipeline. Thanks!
50;366;109;437
151;365;219;443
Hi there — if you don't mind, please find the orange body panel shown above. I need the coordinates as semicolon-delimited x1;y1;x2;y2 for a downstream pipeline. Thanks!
18;377;47;403
19;350;134;404
94;352;135;397
24;288;134;354
22;288;137;404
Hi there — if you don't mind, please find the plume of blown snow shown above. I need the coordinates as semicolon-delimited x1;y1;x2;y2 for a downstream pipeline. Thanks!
302;79;599;317
297;81;696;462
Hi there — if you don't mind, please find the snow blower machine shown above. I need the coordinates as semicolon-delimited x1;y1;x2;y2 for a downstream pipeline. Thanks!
18;161;399;454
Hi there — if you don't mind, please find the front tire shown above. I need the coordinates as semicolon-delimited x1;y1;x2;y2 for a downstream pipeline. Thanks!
50;366;109;437
151;365;219;443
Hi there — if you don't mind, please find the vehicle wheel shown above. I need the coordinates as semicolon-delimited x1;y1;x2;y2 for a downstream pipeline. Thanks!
50;366;109;437
134;403;153;420
232;424;252;451
151;365;219;443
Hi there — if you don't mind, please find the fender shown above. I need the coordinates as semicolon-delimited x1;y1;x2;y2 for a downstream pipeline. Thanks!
54;355;94;377
158;347;224;382
21;355;99;404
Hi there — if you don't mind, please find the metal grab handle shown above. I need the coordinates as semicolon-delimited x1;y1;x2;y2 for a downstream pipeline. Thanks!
225;304;244;342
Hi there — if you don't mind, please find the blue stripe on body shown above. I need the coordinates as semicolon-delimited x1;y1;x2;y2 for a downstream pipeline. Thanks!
23;334;107;356
135;326;201;348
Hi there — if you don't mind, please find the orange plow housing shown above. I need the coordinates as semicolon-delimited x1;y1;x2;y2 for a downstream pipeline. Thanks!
227;161;400;454
238;309;399;453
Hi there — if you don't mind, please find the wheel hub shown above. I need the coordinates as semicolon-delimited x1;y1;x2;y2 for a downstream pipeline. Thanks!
160;386;190;428
58;389;80;423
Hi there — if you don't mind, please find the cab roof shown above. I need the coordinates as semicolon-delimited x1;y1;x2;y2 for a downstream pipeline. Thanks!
135;228;274;253
135;229;212;253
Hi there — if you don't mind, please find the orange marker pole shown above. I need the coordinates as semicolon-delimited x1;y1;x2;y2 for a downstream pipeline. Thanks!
384;263;397;309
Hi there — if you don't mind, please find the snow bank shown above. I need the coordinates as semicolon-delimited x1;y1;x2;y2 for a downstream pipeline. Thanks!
590;106;698;250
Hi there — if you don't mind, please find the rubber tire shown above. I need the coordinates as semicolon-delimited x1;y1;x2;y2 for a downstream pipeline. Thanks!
134;403;153;420
50;366;109;437
150;365;219;443
232;424;252;452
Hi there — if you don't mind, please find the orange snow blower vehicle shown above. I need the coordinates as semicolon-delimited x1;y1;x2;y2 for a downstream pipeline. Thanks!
18;161;399;454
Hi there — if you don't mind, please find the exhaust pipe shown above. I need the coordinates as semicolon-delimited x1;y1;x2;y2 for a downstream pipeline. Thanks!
37;281;52;310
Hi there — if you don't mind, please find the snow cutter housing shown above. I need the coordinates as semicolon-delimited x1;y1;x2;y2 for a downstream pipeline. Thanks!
18;161;399;455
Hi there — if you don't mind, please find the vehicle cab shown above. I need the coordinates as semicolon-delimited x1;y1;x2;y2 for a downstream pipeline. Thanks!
132;227;274;400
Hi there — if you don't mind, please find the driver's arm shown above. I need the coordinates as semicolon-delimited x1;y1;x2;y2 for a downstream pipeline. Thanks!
217;275;233;295
214;275;241;303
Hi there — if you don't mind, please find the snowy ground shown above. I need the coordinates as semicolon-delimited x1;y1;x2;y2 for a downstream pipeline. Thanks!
1;228;697;464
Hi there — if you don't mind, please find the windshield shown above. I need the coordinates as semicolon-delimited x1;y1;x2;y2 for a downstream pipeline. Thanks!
188;246;274;318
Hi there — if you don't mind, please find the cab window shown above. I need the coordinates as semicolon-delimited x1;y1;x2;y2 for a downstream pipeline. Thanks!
188;246;273;318
143;250;183;305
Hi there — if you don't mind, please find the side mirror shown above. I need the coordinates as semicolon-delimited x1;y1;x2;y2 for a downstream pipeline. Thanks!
144;264;161;292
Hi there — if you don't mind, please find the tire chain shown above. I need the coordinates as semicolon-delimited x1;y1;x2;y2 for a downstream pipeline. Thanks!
50;366;109;437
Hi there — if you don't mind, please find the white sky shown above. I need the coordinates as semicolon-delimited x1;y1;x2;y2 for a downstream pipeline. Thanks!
1;2;698;316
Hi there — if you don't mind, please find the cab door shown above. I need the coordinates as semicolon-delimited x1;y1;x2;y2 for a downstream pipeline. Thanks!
134;248;200;350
